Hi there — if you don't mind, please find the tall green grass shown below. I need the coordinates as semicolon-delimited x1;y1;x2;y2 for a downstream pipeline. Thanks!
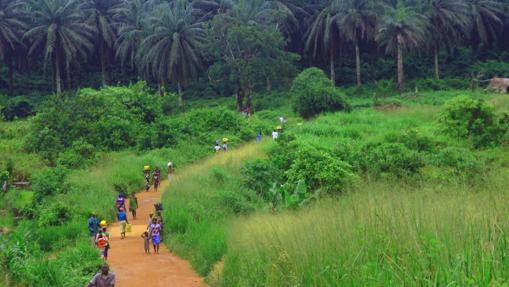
163;141;270;276
220;172;509;286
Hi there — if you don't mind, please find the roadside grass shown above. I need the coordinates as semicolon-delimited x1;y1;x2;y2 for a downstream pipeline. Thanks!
221;171;509;286
163;140;271;276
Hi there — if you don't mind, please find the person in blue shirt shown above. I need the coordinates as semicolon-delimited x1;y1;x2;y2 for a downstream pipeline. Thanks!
117;208;129;239
88;212;99;243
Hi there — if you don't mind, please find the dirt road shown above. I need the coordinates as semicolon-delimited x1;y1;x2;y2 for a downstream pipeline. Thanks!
107;180;206;287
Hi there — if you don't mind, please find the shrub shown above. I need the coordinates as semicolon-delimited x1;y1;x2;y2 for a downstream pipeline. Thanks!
286;145;356;194
433;147;481;173
385;128;437;153
31;167;68;203
361;142;424;176
241;159;281;198
1;97;34;121
437;96;508;148
292;68;350;118
57;140;95;169
37;202;72;227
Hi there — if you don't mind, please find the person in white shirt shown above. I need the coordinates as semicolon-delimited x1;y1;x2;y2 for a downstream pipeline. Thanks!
272;130;279;140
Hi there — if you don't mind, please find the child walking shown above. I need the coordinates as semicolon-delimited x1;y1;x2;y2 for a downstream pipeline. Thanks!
141;231;151;254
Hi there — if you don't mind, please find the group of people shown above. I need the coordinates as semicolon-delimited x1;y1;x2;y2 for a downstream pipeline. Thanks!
143;162;176;192
88;213;111;261
214;138;228;152
143;208;164;254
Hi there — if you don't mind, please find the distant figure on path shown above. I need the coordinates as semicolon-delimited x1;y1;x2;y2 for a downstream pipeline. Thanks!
87;264;115;287
279;116;285;125
272;130;279;140
256;132;262;142
117;208;128;239
88;212;99;243
153;166;161;192
115;193;125;211
149;218;162;254
144;166;151;192
129;193;138;219
167;161;174;182
96;228;110;261
214;142;221;153
141;231;151;254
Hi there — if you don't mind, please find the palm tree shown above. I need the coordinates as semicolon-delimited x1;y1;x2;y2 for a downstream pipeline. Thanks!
25;0;94;94
376;0;427;92
467;0;505;48
305;1;342;85
420;0;470;80
114;0;155;72
338;0;377;87
82;0;123;87
138;0;205;105
0;0;28;94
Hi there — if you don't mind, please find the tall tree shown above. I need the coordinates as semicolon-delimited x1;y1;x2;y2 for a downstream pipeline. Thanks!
305;1;342;85
25;0;94;94
338;0;377;87
114;0;154;72
467;0;505;48
420;0;470;80
82;0;122;87
0;0;28;94
376;0;427;92
138;0;205;105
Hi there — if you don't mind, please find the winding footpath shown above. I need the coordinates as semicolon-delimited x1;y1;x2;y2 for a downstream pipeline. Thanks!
107;179;206;287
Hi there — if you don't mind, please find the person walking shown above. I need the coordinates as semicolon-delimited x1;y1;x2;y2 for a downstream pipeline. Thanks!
115;193;125;211
144;166;151;192
153;166;161;192
272;129;279;140
96;228;110;261
87;264;115;287
167;161;174;182
129;193;138;220
256;132;262;142
149;218;162;254
141;231;151;254
88;212;99;244
117;208;128;239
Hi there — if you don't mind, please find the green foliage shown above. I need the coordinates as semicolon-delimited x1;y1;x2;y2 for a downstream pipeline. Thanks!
292;68;350;118
437;96;508;148
433;147;482;174
361;142;424;177
31;167;68;203
36;201;72;227
286;145;356;194
1;97;34;121
241;159;281;198
470;60;509;78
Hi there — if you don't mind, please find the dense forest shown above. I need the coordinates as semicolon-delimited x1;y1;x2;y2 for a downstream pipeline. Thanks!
1;0;509;112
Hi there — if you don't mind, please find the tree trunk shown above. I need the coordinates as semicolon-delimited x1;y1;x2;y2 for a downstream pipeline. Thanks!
177;82;183;108
246;88;252;111
236;88;244;112
397;42;404;93
66;63;72;90
266;76;272;92
330;45;336;86
100;40;107;87
55;52;62;94
434;43;440;80
8;56;13;95
355;43;362;87
159;80;165;97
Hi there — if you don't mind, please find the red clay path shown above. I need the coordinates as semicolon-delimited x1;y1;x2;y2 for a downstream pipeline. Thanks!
107;180;206;287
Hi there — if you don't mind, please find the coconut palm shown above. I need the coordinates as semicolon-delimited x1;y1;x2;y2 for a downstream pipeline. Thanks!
467;0;505;47
417;0;470;80
376;0;428;92
82;0;123;87
25;0;94;94
0;0;28;93
138;0;205;105
338;0;377;87
305;1;342;85
114;0;155;72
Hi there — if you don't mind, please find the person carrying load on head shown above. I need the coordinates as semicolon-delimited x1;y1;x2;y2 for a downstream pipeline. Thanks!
167;161;175;182
144;165;151;192
214;140;221;153
222;138;228;151
153;166;161;192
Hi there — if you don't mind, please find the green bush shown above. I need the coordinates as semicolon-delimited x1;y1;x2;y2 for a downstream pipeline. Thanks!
437;96;508;148
286;145;356;194
57;140;95;169
292;68;350;118
37;201;72;227
241;159;281;198
1;96;35;121
31;167;68;203
385;128;438;153
361;142;424;176
433;147;481;173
